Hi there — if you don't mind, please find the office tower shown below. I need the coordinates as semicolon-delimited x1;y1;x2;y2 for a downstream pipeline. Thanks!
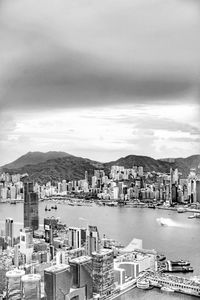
6;269;25;300
20;228;34;264
68;227;86;249
70;256;93;300
86;226;100;256
92;249;114;300
21;274;41;300
24;182;39;231
5;218;13;247
44;264;72;300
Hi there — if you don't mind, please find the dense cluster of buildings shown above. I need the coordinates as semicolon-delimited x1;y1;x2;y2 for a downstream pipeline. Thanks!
0;181;158;299
1;164;200;205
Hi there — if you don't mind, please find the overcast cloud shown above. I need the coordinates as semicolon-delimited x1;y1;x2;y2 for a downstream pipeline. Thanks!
0;0;199;164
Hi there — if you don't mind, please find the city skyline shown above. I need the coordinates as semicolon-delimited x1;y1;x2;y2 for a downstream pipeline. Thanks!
0;0;200;165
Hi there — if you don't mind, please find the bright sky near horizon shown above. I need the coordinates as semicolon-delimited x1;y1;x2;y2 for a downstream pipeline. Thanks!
0;0;200;165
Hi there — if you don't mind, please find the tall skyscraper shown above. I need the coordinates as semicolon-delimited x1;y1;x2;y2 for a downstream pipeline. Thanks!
24;182;39;231
5;218;13;247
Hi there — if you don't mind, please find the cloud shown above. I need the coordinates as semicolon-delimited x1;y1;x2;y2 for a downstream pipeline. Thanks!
0;0;200;112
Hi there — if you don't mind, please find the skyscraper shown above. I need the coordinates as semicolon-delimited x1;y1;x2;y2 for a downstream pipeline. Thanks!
24;182;39;231
5;218;13;247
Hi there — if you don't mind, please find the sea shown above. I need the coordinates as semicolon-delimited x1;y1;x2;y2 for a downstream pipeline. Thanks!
0;201;199;299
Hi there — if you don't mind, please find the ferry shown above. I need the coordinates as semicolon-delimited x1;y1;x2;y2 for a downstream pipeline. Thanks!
170;260;190;266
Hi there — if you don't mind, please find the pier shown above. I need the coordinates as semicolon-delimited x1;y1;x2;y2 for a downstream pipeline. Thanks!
144;270;200;297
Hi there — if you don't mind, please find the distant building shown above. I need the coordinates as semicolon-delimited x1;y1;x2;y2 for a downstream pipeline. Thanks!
24;182;39;230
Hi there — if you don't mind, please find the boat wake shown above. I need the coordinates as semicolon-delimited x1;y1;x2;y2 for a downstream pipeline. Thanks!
156;218;189;228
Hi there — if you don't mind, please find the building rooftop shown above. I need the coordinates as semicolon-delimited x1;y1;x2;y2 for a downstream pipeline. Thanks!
70;255;91;264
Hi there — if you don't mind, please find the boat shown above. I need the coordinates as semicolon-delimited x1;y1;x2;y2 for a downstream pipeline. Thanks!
161;286;174;293
51;205;58;210
188;214;196;219
157;218;169;226
148;204;156;209
163;266;193;273
170;260;190;266
10;200;17;204
45;206;48;211
177;207;186;213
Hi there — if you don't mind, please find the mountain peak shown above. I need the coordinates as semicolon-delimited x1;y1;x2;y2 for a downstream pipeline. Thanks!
2;151;71;169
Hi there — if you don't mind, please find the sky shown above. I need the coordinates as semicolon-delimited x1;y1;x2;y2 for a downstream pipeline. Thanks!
0;0;200;165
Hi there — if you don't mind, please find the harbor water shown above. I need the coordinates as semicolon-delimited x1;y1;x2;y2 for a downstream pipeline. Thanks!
0;201;199;299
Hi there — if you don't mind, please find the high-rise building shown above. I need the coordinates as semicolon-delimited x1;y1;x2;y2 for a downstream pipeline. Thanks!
86;226;100;256
44;264;72;300
92;249;114;300
68;227;86;249
24;182;39;231
20;228;34;264
70;256;93;300
5;218;13;247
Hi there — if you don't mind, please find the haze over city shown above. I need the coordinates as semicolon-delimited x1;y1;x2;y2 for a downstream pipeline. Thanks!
0;0;200;165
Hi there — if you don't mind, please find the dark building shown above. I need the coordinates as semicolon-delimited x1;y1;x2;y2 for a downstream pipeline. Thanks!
70;256;93;300
24;182;39;231
44;264;72;300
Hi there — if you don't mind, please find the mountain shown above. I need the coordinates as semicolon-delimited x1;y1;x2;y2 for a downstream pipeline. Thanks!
2;151;71;169
170;155;200;177
105;154;171;173
106;154;200;177
2;155;105;184
1;152;200;184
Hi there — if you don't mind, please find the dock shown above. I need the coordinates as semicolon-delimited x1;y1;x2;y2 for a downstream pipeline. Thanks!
143;270;200;297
